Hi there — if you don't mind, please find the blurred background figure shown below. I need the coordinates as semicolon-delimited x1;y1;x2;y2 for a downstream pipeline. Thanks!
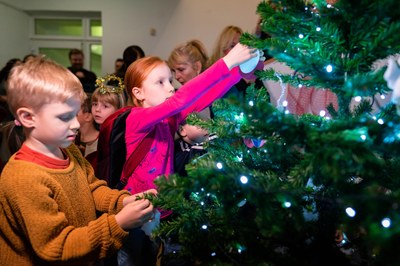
114;58;124;75
67;48;97;94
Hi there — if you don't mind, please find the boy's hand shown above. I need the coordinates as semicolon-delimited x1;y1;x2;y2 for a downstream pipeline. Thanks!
115;198;154;230
222;43;258;70
122;188;158;206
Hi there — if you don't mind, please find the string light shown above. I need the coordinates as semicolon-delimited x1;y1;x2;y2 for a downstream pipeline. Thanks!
216;162;223;169
345;207;356;217
360;134;367;141
202;225;208;230
240;175;249;184
326;64;333;73
282;100;288;107
249;100;254;106
316;26;321;32
381;218;391;228
377;118;384;125
283;201;292;208
319;110;326;117
354;96;362;102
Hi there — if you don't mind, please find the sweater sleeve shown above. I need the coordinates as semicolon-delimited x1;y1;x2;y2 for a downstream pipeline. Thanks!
126;58;235;131
177;66;241;122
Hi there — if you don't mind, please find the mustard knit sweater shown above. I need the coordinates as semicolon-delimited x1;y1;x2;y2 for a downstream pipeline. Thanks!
0;145;131;266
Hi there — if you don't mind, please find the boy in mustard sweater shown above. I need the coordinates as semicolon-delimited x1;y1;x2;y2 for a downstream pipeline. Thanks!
0;56;156;265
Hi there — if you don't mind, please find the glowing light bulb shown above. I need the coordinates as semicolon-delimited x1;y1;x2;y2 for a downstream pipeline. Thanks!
299;34;304;39
326;64;333;73
360;135;367;141
216;162;223;169
202;225;208;230
240;175;248;184
249;100;254;106
381;218;391;228
377;119;384;125
284;201;291;208
316;27;321;32
345;207;356;217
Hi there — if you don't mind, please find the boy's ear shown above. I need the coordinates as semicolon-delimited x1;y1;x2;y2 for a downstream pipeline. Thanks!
132;87;144;101
16;107;35;128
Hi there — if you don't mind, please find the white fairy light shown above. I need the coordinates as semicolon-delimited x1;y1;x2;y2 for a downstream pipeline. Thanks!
377;118;384;125
282;100;288;107
381;218;391;228
299;34;304;39
240;175;248;184
360;135;367;141
249;100;254;106
316;26;321;32
345;207;356;217
326;64;333;73
380;95;386;100
216;162;223;169
202;225;208;230
354;96;362;102
319;110;326;117
284;201;292;208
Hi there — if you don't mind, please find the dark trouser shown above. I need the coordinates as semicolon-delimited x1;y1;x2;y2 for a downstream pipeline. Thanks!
117;228;158;266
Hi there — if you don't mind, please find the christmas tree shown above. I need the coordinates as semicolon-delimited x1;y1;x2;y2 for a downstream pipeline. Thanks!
154;0;400;265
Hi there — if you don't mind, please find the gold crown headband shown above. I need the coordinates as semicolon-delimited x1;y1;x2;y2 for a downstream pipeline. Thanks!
96;74;125;95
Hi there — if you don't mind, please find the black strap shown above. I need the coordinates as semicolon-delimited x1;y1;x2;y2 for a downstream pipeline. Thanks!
116;129;156;189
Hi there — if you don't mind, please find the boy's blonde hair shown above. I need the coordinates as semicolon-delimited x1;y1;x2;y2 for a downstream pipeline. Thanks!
168;40;209;72
124;56;166;107
7;56;84;116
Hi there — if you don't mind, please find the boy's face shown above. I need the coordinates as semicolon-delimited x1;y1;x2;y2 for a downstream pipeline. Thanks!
137;63;175;108
28;98;81;153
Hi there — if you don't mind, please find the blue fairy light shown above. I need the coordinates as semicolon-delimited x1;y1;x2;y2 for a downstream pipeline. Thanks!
240;175;248;184
345;207;356;217
381;218;391;228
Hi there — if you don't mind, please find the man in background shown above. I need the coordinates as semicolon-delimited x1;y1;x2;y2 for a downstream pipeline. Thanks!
68;49;97;94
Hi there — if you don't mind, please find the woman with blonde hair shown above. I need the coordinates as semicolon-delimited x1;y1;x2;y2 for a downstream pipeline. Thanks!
209;25;243;66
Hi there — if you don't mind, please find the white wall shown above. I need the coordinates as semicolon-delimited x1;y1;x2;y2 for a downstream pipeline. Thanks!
0;0;261;75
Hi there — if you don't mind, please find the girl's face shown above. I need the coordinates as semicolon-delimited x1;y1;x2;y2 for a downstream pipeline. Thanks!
135;63;175;108
223;33;241;55
91;100;118;125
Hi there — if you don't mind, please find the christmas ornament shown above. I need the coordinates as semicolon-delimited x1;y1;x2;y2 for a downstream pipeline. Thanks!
239;49;260;73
